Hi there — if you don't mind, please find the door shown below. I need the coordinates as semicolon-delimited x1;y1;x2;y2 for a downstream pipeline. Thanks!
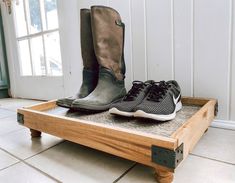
1;0;65;100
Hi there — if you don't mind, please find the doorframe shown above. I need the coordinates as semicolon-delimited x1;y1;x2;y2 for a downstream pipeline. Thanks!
1;3;16;97
1;0;83;100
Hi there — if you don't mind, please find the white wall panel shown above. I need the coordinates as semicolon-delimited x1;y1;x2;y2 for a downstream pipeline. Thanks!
146;0;173;81
194;0;231;119
4;0;235;121
231;0;235;121
174;0;193;96
58;0;81;97
231;55;235;120
131;0;147;81
77;0;108;8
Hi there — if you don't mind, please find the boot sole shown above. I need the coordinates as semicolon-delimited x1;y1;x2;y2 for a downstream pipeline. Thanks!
71;95;124;112
109;107;134;117
56;101;72;109
134;101;182;121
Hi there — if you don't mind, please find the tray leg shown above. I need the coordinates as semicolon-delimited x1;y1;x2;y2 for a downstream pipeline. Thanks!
155;168;174;183
30;129;41;138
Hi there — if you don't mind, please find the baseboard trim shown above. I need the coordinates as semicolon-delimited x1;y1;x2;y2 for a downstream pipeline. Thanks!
211;119;235;130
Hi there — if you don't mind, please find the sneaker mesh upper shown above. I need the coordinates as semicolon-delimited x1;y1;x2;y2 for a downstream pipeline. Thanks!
135;80;181;115
110;81;153;112
134;94;175;114
110;91;147;112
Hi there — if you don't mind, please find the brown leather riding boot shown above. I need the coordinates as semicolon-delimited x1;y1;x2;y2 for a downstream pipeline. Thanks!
72;6;126;111
57;9;99;108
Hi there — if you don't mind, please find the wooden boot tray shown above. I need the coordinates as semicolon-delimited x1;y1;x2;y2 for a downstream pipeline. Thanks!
17;97;217;183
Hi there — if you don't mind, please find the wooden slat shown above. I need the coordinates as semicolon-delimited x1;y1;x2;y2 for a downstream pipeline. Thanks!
181;96;211;106
18;108;177;172
24;100;56;111
171;99;217;159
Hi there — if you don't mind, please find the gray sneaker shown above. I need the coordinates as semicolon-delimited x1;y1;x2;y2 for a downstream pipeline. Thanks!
109;80;154;117
134;80;182;121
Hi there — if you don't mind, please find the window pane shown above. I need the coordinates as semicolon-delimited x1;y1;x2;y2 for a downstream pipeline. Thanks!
28;0;42;33
30;36;46;75
44;32;62;76
18;40;32;75
44;0;58;30
14;0;27;37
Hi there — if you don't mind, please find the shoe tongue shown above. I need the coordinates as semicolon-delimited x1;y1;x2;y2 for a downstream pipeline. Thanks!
132;80;155;86
132;80;144;85
159;80;166;84
154;80;166;86
145;80;155;85
150;81;167;90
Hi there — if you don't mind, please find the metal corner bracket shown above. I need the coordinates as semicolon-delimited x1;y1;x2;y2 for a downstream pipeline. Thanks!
17;113;24;125
152;143;184;169
214;102;218;116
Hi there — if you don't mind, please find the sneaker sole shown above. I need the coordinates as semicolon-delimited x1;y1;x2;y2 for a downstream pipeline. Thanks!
134;101;182;121
109;107;134;117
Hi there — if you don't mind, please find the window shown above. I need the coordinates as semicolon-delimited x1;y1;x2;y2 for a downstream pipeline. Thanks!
14;0;62;76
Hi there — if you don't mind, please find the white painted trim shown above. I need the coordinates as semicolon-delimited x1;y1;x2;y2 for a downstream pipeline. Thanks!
128;0;134;82
143;0;148;81
191;0;194;97
211;119;235;130
229;0;234;120
227;0;233;120
17;28;59;41
171;0;175;80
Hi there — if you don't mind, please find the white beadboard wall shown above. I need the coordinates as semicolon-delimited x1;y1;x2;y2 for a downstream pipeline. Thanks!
75;0;235;122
